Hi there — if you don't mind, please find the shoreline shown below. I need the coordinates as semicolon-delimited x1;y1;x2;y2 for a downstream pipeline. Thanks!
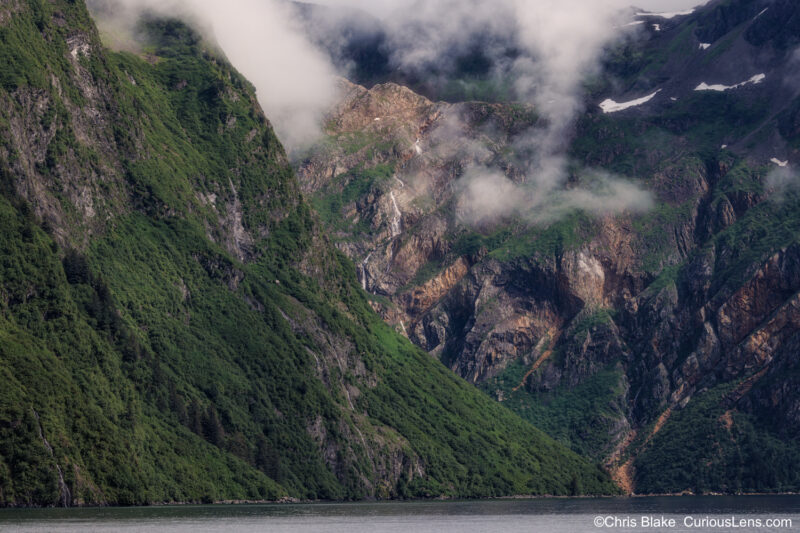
2;492;799;510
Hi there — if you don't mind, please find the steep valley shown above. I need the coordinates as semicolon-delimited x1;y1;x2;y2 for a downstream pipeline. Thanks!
0;0;619;506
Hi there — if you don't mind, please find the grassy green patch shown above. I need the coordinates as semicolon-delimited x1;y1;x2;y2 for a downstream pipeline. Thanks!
481;361;628;460
312;163;395;234
400;259;445;291
489;213;595;261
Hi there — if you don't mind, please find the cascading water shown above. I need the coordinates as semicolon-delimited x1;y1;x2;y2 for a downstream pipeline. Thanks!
390;192;402;237
359;252;373;291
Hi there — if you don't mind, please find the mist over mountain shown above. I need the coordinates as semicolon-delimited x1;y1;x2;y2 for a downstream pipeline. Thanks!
295;0;800;495
0;0;617;506
2;0;800;508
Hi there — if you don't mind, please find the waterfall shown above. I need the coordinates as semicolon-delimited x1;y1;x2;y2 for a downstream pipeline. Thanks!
359;252;372;291
390;192;402;237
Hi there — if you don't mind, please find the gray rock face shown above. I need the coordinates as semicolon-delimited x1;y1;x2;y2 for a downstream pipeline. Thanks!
294;0;800;493
296;87;800;493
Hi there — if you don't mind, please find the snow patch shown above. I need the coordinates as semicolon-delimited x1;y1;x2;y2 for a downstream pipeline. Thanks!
652;24;661;31
414;138;422;155
694;74;765;92
771;158;789;168
599;89;661;113
754;7;768;20
636;9;694;19
622;20;645;27
374;117;381;122
670;97;678;101
721;145;728;149
699;43;711;50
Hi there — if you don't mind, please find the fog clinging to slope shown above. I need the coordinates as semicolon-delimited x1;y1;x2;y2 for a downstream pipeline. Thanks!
90;0;339;151
370;0;654;224
91;0;664;222
315;0;705;17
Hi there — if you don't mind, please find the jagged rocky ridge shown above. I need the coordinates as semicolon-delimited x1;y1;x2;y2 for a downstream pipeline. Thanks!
0;0;618;506
296;0;800;494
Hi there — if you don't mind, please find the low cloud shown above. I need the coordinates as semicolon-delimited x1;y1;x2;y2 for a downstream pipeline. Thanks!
766;165;799;196
456;168;525;226
349;0;655;223
89;0;339;153
457;166;653;227
547;171;655;221
89;0;665;223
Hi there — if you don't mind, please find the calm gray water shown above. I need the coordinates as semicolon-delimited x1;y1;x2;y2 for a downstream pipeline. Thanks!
0;496;798;532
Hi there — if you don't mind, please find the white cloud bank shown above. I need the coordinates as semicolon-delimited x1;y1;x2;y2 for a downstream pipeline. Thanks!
90;0;339;152
90;0;667;224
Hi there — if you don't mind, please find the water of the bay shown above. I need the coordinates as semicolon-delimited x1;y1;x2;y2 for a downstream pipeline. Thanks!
0;495;798;532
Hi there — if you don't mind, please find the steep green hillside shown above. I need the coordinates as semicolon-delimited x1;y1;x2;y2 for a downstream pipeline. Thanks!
634;382;800;494
0;0;617;505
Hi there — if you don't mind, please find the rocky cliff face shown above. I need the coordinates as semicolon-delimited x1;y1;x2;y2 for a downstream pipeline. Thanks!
296;0;800;494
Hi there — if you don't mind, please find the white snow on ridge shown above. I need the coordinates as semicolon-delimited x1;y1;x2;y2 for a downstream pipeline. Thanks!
694;74;766;92
771;158;789;167
754;7;768;20
699;43;711;50
653;24;661;31
623;20;645;27
636;9;694;19
599;89;661;113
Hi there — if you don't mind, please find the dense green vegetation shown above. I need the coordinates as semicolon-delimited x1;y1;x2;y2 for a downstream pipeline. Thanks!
488;213;595;262
635;383;800;494
480;350;627;460
0;193;284;506
572;89;769;179
708;191;800;293
0;0;618;505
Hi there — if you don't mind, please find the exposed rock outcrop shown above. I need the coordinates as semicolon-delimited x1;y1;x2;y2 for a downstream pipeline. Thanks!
297;68;800;494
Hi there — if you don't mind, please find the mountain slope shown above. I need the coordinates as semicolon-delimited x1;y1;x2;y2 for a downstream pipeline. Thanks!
296;0;800;494
0;0;617;506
